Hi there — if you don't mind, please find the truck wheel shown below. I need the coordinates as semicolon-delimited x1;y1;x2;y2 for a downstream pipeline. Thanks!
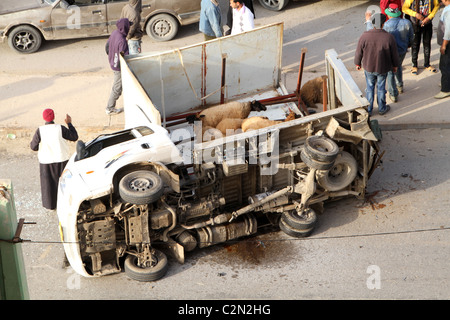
124;250;168;282
258;0;289;11
304;136;339;163
300;148;335;170
279;218;314;238
8;25;42;54
281;208;317;230
146;14;179;42
119;170;164;205
316;151;358;191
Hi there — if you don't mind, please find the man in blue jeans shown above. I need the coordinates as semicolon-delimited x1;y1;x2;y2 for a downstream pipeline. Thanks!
355;12;400;115
365;4;414;102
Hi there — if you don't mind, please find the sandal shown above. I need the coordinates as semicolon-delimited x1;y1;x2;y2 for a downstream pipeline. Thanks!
426;66;437;73
411;67;418;75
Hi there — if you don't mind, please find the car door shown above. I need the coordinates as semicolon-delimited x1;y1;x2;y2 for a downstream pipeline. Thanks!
50;0;108;39
105;0;155;33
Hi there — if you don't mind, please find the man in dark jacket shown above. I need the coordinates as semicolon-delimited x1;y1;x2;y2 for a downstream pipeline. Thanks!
355;13;399;116
106;18;130;115
120;0;143;54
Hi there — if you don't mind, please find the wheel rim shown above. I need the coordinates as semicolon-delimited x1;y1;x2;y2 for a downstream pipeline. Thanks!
136;254;158;269
310;139;336;154
329;163;346;177
14;31;36;51
128;177;153;192
153;20;172;37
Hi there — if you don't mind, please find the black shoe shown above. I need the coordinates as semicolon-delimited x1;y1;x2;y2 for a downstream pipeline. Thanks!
379;105;390;115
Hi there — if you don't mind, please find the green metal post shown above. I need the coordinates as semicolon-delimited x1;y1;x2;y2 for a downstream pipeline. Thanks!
0;179;29;300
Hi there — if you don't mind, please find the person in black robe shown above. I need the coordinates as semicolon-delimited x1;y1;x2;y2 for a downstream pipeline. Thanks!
30;109;78;210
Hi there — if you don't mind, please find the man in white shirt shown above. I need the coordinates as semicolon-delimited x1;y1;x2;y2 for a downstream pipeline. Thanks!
230;0;254;35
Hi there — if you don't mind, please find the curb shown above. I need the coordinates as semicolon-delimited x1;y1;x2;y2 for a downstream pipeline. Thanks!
378;122;450;131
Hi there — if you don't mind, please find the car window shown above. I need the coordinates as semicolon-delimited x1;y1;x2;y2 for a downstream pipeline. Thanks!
85;131;135;158
70;0;103;6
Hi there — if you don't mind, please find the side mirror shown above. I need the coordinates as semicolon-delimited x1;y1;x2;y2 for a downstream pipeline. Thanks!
75;140;86;161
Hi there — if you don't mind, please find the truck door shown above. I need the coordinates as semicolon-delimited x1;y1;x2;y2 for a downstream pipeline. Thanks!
50;0;108;39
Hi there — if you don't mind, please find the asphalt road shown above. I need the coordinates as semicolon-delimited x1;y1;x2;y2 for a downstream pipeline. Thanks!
1;0;449;301
1;128;449;300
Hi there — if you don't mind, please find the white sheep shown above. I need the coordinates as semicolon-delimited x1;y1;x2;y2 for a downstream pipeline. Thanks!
241;116;281;132
215;118;244;135
241;110;297;132
186;100;266;128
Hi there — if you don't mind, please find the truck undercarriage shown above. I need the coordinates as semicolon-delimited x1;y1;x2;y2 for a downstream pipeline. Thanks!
73;108;381;281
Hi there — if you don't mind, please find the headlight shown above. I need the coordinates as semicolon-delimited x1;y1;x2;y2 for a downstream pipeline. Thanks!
59;168;73;195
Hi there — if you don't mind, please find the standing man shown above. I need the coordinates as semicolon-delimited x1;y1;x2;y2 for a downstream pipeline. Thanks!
121;0;143;55
106;18;130;115
383;3;414;101
435;0;450;99
355;12;400;116
229;0;255;35
30;109;78;211
226;0;254;35
402;0;440;75
200;0;223;41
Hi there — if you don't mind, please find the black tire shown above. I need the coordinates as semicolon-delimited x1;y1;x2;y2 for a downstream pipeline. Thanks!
258;0;289;11
8;25;42;54
281;208;317;230
304;135;339;163
146;14;179;42
316;151;358;191
300;148;335;170
279;218;314;238
124;250;168;282
118;170;164;205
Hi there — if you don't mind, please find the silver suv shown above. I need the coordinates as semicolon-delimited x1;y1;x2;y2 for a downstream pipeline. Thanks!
0;0;200;53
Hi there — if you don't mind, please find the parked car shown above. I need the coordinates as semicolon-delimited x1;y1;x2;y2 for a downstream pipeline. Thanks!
0;0;200;53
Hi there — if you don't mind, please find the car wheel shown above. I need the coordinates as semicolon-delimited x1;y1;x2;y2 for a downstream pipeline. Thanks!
8;25;42;54
124;250;168;282
258;0;289;11
316;151;358;191
146;14;179;42
118;170;164;205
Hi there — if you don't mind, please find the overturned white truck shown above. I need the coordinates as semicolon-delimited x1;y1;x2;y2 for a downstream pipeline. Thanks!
57;23;382;281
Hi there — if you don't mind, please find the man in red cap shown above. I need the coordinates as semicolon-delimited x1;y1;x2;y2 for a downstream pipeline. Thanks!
30;109;78;211
380;0;403;18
